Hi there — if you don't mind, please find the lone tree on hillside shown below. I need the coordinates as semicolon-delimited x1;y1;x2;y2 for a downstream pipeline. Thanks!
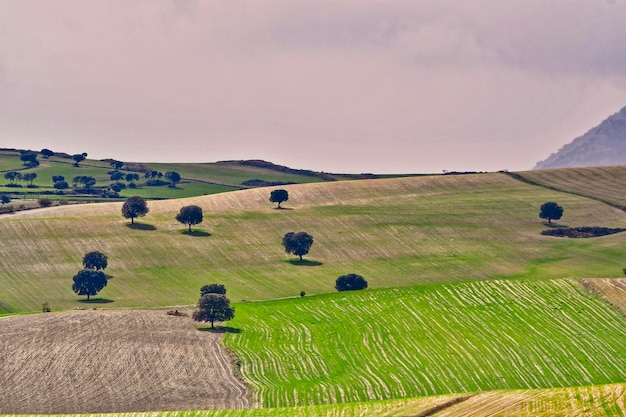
72;153;87;167
176;205;203;232
40;148;55;159
270;189;289;209
193;293;235;329
1;195;10;208
282;231;314;261
335;273;368;292
83;251;108;271
72;269;107;301
201;283;227;296
539;201;564;224
165;171;181;188
122;196;149;224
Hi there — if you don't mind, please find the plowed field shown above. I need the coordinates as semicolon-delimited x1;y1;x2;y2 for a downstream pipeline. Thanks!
0;309;249;414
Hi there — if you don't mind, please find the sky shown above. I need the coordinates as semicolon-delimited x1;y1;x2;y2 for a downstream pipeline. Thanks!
1;1;625;174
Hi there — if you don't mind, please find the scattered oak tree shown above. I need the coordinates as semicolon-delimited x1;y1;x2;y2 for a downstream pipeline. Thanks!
72;175;96;190
72;153;87;167
335;273;368;292
83;251;108;271
270;189;289;209
165;171;181;188
176;205;203;232
1;195;10;208
539;201;564;224
110;171;124;183
38;198;52;208
20;151;39;168
4;171;22;185
121;196;149;224
193;293;235;329
200;283;227;296
282;231;314;261
72;269;107;301
54;180;69;191
125;173;139;186
40;148;55;159
109;160;124;170
23;172;37;187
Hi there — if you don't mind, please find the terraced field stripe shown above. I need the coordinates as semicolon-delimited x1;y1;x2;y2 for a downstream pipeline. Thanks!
224;279;626;407
8;383;623;416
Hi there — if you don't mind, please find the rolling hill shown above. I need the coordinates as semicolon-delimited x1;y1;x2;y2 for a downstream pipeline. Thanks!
1;164;625;416
535;106;626;169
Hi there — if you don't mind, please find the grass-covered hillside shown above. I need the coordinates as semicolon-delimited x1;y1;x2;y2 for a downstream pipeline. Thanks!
2;171;626;313
0;148;355;205
1;164;625;416
224;279;626;407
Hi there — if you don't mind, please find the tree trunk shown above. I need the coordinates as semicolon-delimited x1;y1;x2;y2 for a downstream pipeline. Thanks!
189;224;192;232
299;254;303;261
87;294;90;301
211;319;215;329
131;217;135;224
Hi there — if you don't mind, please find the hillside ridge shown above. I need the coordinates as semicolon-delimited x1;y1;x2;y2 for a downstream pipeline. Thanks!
535;106;626;169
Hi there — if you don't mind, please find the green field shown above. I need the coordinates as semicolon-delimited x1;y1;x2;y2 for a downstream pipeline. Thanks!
224;279;626;407
2;172;626;313
515;165;626;208
1;162;626;416
0;150;347;201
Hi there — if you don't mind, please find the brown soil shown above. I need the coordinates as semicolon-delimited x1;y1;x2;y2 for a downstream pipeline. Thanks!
0;309;249;414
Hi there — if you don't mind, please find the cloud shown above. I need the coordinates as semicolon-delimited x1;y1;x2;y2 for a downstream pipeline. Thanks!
0;1;625;173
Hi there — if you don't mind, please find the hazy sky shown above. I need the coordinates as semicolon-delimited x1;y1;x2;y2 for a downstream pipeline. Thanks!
1;1;625;173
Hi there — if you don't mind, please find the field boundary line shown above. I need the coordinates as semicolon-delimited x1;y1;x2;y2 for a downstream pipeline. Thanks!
502;171;626;211
410;394;476;417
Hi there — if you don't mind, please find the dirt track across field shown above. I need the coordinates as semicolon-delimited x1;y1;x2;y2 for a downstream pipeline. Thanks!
0;309;250;414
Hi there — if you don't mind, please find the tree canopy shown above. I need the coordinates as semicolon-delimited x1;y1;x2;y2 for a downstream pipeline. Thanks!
165;171;181;188
40;148;55;159
192;293;235;329
176;205;203;232
20;151;39;168
83;251;108;271
122;196;149;224
335;273;368;292
270;189;289;208
72;153;87;167
201;283;227;296
282;231;314;261
72;269;107;301
539;201;564;224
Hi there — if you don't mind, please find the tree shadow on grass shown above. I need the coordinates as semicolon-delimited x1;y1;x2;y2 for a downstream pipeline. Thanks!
126;223;157;231
78;298;114;304
273;207;294;210
181;230;212;237
197;326;242;333
285;259;323;266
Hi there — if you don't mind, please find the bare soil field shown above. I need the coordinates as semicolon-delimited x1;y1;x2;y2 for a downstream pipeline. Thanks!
0;309;249;414
583;278;626;316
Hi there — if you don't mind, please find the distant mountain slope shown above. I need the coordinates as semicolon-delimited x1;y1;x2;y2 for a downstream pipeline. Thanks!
534;106;626;169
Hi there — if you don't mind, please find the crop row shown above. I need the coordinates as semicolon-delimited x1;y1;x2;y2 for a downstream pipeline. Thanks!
224;278;626;407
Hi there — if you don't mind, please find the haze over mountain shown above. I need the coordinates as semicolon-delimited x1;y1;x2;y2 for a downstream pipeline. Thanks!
534;106;626;170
